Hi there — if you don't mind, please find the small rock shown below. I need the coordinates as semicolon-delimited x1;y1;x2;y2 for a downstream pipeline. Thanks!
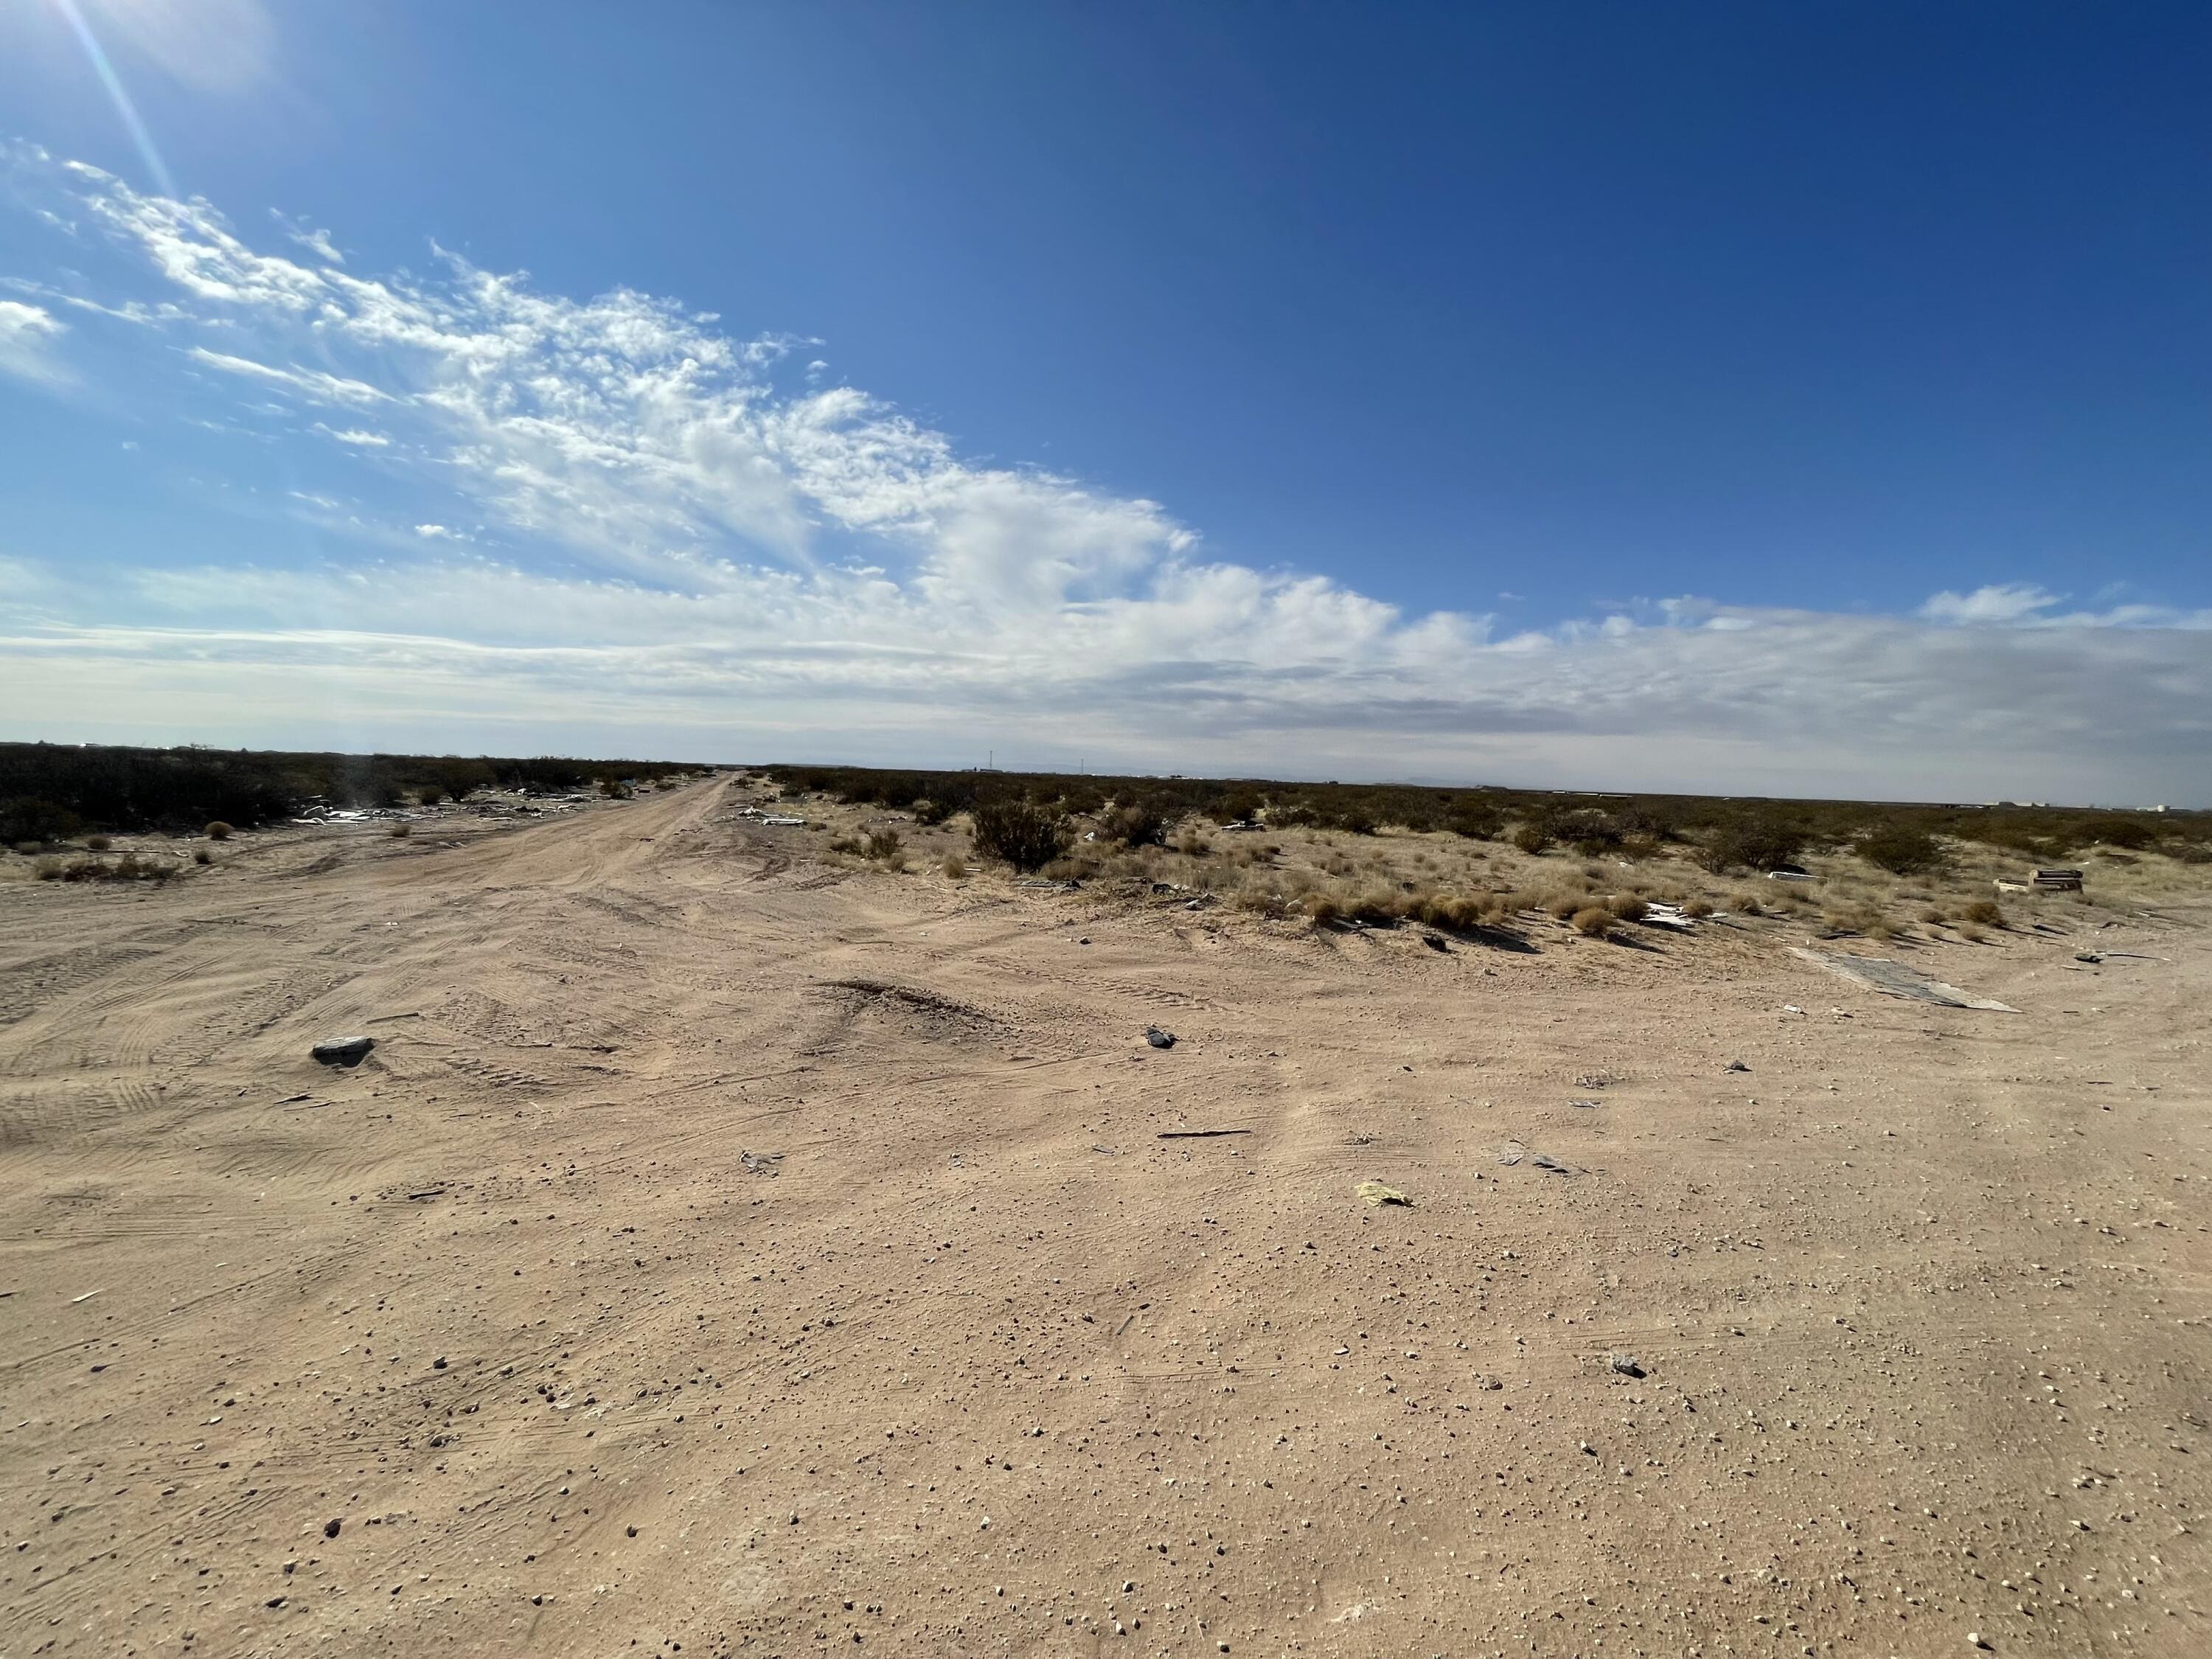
311;1035;375;1067
1145;1026;1176;1049
323;1519;342;1540
1722;1059;1750;1073
1609;1353;1646;1378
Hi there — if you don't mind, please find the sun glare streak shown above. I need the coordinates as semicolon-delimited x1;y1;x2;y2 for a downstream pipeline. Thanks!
52;0;177;198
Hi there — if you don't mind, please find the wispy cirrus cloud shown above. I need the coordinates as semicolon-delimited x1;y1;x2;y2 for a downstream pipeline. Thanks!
0;298;70;385
0;143;2205;802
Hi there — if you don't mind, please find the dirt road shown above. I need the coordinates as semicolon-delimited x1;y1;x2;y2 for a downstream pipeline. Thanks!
4;776;2206;1655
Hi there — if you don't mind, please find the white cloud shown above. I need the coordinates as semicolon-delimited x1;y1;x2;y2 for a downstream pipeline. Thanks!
185;347;392;406
1;147;2208;803
0;298;69;385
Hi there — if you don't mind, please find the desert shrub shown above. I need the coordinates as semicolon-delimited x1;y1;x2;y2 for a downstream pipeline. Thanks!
1267;802;1317;829
971;800;1068;872
1957;921;1987;942
2081;815;2156;850
0;797;83;845
1215;790;1262;825
35;858;62;880
1570;905;1615;937
1855;825;1943;875
1509;821;1554;855
598;779;631;799
1682;898;1713;918
1175;827;1212;857
193;846;212;866
1696;813;1803;874
911;797;948;826
863;828;903;862
939;852;967;878
1102;801;1168;847
86;834;112;852
1447;799;1503;840
205;821;233;841
1961;897;2003;927
418;786;447;806
1607;894;1649;922
389;821;411;838
2168;838;2212;865
60;852;173;884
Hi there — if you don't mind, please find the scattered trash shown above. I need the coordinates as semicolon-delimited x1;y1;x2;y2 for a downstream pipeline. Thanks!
1791;947;2020;1012
404;1186;445;1201
1574;1072;1619;1089
1765;869;1816;883
310;1034;375;1067
1145;1026;1177;1049
1993;878;2028;894
1089;1144;1119;1155
1608;1352;1646;1378
1639;902;1697;931
1183;896;1216;911
1781;1004;1804;1015
1722;1058;1750;1073
1020;879;1081;891
739;1150;784;1178
1159;1127;1251;1139
754;814;808;827
2076;951;2103;964
1357;1180;1411;1207
1568;1099;1601;1110
2032;867;2084;892
72;1288;104;1304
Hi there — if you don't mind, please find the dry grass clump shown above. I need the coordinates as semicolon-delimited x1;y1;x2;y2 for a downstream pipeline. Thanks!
863;827;904;865
939;852;967;879
1607;894;1649;922
1569;905;1615;937
86;834;112;852
205;821;233;841
1682;898;1714;918
193;846;212;866
1820;902;1896;941
389;821;411;838
1961;897;2003;927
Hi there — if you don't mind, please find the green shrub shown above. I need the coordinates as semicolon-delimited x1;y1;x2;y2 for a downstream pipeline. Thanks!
1509;821;1554;855
1447;799;1503;840
2081;816;2156;850
912;797;950;826
1102;801;1169;847
0;797;81;845
1855;826;1943;875
1696;813;1803;874
971;801;1068;872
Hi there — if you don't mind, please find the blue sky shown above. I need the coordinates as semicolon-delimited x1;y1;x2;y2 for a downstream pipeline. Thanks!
1;1;2207;801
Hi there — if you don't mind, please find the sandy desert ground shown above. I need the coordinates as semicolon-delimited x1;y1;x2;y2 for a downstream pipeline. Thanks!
3;773;2208;1658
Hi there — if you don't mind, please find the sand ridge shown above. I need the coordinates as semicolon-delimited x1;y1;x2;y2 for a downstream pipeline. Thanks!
2;775;2207;1655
